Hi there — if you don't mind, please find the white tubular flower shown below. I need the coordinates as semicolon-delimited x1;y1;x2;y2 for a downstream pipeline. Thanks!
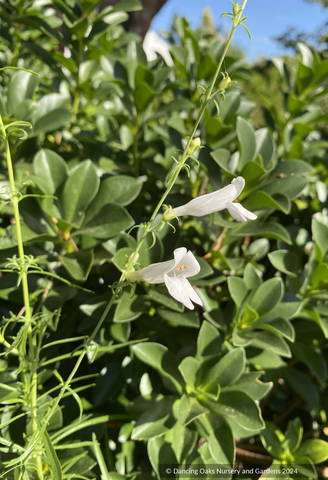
127;247;203;310
167;177;257;222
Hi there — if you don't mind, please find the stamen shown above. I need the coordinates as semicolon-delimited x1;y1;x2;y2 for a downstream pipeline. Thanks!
180;265;187;271
175;265;180;270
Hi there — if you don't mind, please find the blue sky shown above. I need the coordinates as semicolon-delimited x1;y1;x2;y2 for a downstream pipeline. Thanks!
151;0;326;61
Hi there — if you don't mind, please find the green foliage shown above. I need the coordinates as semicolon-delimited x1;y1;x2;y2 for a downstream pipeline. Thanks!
1;0;328;479
304;0;328;7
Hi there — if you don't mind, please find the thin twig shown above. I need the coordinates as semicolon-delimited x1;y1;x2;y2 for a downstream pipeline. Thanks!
273;399;302;424
236;448;272;464
198;176;209;196
34;280;53;315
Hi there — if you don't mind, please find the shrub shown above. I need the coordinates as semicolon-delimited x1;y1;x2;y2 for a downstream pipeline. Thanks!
0;0;328;478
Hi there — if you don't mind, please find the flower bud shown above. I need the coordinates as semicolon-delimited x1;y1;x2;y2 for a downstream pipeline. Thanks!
187;137;201;156
233;2;240;16
219;75;235;90
125;252;139;270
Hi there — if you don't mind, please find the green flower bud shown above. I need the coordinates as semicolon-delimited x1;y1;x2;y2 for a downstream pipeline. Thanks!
187;137;201;156
233;2;240;17
219;75;235;90
125;252;139;270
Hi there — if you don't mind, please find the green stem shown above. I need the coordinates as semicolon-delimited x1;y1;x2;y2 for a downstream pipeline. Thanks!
0;117;31;319
0;115;43;479
31;0;249;456
133;128;139;177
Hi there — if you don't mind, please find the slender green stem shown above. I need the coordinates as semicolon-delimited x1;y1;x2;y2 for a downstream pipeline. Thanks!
0;117;31;320
0;115;43;478
133;116;139;177
24;0;249;461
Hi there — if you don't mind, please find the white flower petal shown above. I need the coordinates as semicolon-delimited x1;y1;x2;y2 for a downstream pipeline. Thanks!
127;259;175;283
170;177;246;217
127;260;173;283
173;247;188;267
127;247;187;284
231;176;245;198
164;275;194;309
227;202;257;222
164;276;203;309
183;279;203;306
181;250;201;278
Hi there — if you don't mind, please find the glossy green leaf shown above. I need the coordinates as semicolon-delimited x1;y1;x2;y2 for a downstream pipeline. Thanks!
110;0;142;12
285;418;303;453
171;422;197;464
33;149;68;194
41;426;62;480
265;175;307;199
239;304;259;328
260;318;295;342
200;348;245;387
260;424;285;459
78;204;134;239
147;436;176;478
227;277;248;309
223;372;272;401
274;159;314;176
170;45;188;66
258;301;301;323
32;94;73;134
135;64;155;87
179;356;200;388
312;218;328;259
243;263;262;290
210;148;234;174
114;292;150;323
295;439;328;464
247;238;270;261
237;116;256;170
59;250;94;282
61;160;99;227
177;394;209;426
131;398;175;440
196;321;222;362
244;191;290;214
203;391;264;432
148;288;184;312
199;414;235;466
311;263;328;287
255;128;275;168
158;309;200;328
135;83;154;112
268;250;299;276
248;331;291;357
231;221;291;244
219;91;241;120
132;343;183;392
7;71;40;116
251;278;284;315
